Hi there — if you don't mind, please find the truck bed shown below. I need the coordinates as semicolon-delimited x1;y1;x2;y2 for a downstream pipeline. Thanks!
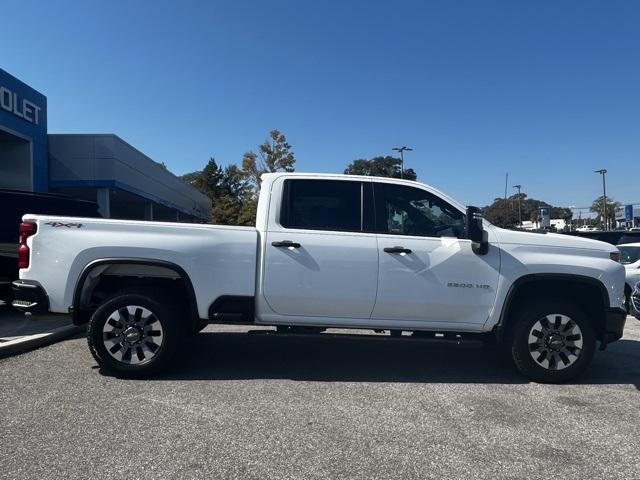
20;215;258;318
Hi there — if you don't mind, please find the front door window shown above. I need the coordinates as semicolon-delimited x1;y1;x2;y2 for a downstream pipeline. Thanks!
374;183;465;238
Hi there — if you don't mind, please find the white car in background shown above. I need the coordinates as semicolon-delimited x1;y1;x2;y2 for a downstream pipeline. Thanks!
618;243;640;319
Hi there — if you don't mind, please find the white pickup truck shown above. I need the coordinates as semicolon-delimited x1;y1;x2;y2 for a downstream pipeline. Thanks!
13;173;627;382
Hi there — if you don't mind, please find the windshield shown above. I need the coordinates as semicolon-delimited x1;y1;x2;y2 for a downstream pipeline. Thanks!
618;246;640;264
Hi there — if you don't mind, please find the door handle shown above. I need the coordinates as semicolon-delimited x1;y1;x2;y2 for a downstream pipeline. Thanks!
384;246;412;254
272;240;301;248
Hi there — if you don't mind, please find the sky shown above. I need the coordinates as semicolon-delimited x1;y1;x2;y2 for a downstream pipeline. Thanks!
2;0;639;213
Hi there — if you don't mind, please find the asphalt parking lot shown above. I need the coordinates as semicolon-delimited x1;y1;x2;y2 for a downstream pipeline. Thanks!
1;317;639;479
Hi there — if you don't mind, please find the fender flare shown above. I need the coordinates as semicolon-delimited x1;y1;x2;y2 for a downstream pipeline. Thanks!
494;273;610;341
71;257;200;330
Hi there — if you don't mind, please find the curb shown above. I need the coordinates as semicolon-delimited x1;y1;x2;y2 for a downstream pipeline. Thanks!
0;324;84;358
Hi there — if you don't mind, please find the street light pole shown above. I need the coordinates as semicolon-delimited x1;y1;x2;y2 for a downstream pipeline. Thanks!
568;206;576;231
513;184;522;227
392;146;413;179
594;169;608;230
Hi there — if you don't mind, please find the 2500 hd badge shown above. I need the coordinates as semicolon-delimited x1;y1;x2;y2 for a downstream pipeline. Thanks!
447;282;491;289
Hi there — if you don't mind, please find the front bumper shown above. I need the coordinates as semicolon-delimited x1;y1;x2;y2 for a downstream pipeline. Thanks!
11;280;49;313
630;282;640;321
603;307;627;346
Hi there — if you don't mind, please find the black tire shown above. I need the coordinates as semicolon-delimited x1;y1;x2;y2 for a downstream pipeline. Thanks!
87;293;184;378
510;299;596;383
624;285;631;313
625;295;630;314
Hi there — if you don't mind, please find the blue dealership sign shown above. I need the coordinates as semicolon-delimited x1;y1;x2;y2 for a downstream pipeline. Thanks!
539;207;550;228
625;205;634;222
0;68;48;191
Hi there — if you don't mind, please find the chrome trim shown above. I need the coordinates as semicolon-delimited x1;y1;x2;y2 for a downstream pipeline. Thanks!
12;281;38;289
12;300;38;309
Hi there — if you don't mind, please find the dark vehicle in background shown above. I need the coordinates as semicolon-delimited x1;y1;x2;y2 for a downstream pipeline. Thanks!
0;189;100;305
564;230;640;246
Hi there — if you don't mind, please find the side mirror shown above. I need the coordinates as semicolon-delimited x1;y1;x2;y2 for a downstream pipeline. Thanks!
466;206;489;255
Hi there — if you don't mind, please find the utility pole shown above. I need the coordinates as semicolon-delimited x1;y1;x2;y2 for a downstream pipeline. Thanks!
513;184;522;227
594;169;608;230
568;206;576;231
392;146;413;179
500;172;509;227
504;173;508;201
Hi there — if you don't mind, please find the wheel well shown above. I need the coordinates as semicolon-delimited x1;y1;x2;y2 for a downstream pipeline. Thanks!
72;259;200;332
499;277;609;342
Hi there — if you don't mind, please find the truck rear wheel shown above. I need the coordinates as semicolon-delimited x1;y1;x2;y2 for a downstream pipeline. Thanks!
87;293;183;378
510;300;596;383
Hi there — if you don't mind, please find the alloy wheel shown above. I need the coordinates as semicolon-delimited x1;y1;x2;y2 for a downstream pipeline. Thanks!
527;314;583;370
102;305;164;365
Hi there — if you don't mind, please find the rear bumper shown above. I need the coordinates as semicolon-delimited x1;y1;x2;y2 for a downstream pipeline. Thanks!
603;307;627;344
11;280;49;313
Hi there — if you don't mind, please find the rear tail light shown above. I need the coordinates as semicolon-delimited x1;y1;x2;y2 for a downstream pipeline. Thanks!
609;251;620;262
18;222;37;269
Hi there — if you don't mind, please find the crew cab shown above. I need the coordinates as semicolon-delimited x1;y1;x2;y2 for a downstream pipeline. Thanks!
13;173;627;382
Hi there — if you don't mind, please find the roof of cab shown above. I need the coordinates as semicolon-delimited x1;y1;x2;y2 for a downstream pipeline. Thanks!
260;172;467;212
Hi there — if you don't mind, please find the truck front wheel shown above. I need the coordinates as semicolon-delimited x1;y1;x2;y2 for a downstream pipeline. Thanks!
87;293;183;378
510;300;596;383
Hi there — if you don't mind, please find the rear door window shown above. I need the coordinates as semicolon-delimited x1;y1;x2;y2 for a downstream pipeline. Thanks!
280;179;362;232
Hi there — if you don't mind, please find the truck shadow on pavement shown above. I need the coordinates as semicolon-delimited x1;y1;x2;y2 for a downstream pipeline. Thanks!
147;331;640;389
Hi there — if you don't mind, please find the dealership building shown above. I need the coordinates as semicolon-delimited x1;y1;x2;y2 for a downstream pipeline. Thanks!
0;68;211;222
616;204;640;229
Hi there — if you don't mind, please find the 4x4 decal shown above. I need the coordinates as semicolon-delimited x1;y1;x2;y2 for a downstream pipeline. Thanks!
44;221;83;228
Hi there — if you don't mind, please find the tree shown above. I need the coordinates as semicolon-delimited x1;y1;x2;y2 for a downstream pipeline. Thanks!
242;129;295;190
590;197;621;229
182;129;296;226
211;165;253;225
483;192;573;229
181;158;254;225
180;157;224;200
483;198;520;228
241;151;260;191
344;156;417;180
179;170;201;185
550;206;573;222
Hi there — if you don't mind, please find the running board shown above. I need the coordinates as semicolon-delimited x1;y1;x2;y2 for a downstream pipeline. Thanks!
246;329;487;346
